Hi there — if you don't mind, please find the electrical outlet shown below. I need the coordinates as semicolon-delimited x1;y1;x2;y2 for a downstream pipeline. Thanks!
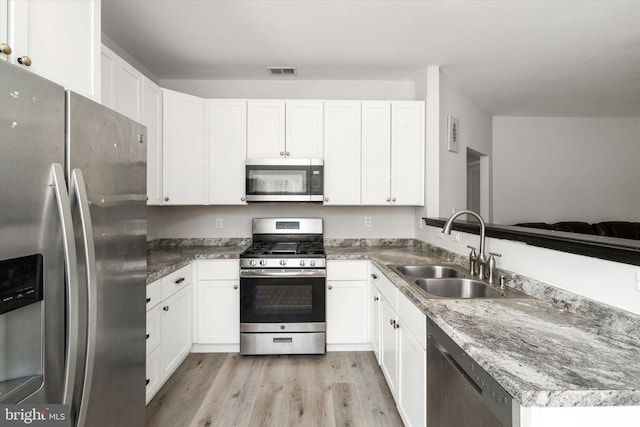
364;217;372;228
451;232;461;242
215;218;223;229
451;207;456;214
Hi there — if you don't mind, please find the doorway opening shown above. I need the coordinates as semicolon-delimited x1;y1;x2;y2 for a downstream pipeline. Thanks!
467;148;489;219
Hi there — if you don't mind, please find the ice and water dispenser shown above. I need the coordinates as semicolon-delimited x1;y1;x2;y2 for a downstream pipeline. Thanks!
0;254;45;403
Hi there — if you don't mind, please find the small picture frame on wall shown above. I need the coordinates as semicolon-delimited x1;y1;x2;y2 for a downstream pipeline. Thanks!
447;115;459;153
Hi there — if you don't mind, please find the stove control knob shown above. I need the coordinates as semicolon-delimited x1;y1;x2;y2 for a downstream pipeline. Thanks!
249;259;257;267
299;259;306;267
309;260;316;267
279;259;287;266
259;259;267;267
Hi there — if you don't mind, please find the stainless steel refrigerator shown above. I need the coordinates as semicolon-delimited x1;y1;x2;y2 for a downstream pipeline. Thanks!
0;60;146;426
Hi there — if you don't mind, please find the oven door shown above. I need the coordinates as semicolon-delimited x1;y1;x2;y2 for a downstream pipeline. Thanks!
240;269;326;325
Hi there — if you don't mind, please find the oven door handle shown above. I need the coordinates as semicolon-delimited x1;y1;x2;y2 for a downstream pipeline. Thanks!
240;269;326;278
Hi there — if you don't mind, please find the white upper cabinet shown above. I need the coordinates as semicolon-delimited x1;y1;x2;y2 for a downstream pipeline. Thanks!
247;100;285;159
162;89;207;205
100;44;144;122
391;101;425;206
143;78;163;205
2;0;100;100
323;101;362;205
247;100;323;159
285;100;324;159
362;101;425;206
208;99;247;205
362;101;392;205
100;45;117;109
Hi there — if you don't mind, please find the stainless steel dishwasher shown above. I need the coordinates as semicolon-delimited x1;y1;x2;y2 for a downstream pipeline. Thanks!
427;318;520;426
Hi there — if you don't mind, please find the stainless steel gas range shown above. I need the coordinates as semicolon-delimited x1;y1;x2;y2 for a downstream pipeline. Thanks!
239;218;326;355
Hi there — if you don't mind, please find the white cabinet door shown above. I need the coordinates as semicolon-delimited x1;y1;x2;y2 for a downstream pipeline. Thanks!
100;45;117;109
208;99;247;205
160;285;192;380
145;348;161;405
116;59;144;122
7;0;100;100
362;101;391;205
196;280;240;344
391;101;425;206
326;280;368;344
146;304;162;357
162;89;207;205
143;78;163;205
370;283;381;362
380;297;398;398
285;100;323;159
323;101;361;205
247;100;285;159
398;319;427;427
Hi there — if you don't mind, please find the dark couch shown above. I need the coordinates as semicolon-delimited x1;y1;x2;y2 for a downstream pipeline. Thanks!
514;221;640;240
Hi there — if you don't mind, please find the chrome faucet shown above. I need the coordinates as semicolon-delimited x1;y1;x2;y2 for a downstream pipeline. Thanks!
442;210;488;279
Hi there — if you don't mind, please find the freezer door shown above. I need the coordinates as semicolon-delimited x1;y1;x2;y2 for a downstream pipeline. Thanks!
0;61;72;405
66;92;147;427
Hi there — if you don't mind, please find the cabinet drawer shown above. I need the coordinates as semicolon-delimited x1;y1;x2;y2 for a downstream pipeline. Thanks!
197;260;239;280
146;305;161;356
398;292;426;349
327;260;368;281
162;264;192;300
146;280;162;311
370;265;397;311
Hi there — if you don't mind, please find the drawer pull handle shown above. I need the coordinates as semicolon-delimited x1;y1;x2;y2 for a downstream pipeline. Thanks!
163;306;169;311
273;337;293;344
146;297;151;303
371;274;378;279
146;379;150;386
146;334;150;339
174;277;185;284
233;284;238;289
374;296;379;301
328;285;332;290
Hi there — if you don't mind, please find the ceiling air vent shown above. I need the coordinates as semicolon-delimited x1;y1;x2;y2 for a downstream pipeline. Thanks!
268;67;297;76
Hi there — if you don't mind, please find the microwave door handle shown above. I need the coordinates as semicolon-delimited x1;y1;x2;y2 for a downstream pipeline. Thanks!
50;164;79;405
70;169;98;427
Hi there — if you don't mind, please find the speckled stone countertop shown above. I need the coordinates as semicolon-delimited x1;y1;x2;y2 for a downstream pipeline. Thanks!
147;241;640;408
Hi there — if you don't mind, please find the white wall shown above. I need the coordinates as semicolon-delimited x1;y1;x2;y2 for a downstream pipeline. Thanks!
148;205;416;240
493;117;640;224
438;72;493;219
159;79;416;100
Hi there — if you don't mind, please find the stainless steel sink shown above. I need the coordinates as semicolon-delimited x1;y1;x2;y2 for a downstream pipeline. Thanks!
388;264;467;279
414;278;504;298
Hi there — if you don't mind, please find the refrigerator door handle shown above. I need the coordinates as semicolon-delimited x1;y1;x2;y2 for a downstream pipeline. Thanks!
50;164;79;405
70;169;98;427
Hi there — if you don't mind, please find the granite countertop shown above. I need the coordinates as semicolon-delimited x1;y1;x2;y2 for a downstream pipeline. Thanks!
147;242;640;408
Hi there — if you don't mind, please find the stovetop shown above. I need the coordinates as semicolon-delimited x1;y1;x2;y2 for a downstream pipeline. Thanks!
241;240;325;258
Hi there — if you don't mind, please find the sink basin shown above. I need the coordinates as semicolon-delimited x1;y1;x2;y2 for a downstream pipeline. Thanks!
389;264;466;279
414;278;504;298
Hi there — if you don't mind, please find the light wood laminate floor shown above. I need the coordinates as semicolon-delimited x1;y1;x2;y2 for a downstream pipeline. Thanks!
146;352;404;427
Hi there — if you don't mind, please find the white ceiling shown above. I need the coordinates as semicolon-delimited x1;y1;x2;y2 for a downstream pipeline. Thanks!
102;0;640;117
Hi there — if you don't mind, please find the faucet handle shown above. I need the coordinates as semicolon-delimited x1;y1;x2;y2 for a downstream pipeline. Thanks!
488;253;501;284
466;245;477;253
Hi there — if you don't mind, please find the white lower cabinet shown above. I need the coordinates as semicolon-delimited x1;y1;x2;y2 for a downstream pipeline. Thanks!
145;264;193;404
326;260;369;348
193;260;240;352
370;263;427;427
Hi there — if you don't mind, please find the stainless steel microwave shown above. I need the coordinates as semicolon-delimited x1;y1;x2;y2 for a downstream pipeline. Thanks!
245;159;324;202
